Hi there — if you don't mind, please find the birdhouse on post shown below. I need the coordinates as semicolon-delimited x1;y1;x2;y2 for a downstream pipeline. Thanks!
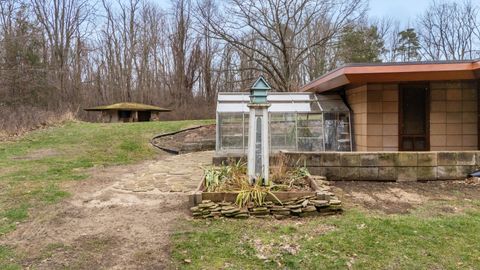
247;76;271;185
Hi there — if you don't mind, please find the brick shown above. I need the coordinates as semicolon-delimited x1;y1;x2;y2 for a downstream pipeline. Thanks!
367;84;383;91
446;135;462;147
360;153;379;167
431;112;446;124
367;90;383;102
383;113;398;124
462;123;477;135
447;86;462;100
430;135;446;147
378;167;397;181
431;89;446;101
446;113;462;124
367;102;382;113
462;81;477;89
356;167;379;180
430;123;446;135
455;152;476;166
367;136;383;147
437;152;458;166
462;135;477;147
446;101;462;112
431;101;447;112
367;124;382;135
340;153;361;167
446;123;462;135
396;152;417;166
383;136;397;148
367;113;383;124
383;90;398;102
462;88;477;100
437;166;470;180
382;101;399;113
462;101;477;112
396;167;417;181
417;152;437;166
430;82;448;89
383;124;398;136
382;84;399;91
416;167;437;181
378;153;396;166
462;112;477;123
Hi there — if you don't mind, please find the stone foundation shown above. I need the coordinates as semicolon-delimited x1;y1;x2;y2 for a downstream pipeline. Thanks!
283;151;480;181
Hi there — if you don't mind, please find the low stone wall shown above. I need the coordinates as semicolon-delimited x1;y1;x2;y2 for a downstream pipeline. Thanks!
282;151;480;181
190;195;342;219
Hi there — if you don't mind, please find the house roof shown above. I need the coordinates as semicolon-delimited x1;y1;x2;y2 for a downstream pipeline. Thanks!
301;59;480;93
84;102;171;112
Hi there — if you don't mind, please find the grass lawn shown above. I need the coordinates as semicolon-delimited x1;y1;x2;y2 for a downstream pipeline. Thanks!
172;203;480;269
2;119;480;270
0;119;213;268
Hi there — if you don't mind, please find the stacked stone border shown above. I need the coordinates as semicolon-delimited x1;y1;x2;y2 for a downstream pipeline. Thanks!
190;195;342;219
282;151;480;181
189;176;343;219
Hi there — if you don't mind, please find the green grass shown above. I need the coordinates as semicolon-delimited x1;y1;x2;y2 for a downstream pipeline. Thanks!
171;206;480;269
0;119;213;238
0;245;21;270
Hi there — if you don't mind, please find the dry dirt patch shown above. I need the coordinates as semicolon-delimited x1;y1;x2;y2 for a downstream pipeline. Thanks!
10;148;61;160
332;180;480;214
0;151;213;269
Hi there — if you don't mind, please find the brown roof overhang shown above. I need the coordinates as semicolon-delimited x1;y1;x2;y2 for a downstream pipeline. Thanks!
301;60;480;93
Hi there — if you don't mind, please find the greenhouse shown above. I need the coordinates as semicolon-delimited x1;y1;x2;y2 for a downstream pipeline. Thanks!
215;92;352;155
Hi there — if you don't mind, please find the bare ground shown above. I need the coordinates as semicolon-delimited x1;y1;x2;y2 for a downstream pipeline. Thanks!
3;153;480;269
331;179;480;214
1;151;213;270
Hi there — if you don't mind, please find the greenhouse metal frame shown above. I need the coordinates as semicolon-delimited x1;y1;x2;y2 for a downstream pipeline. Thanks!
216;92;353;155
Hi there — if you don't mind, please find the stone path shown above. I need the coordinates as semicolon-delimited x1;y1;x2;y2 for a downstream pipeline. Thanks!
2;151;215;269
113;151;213;193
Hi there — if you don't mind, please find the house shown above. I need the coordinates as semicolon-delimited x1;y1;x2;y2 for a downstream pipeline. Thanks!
84;102;171;123
215;60;480;181
301;60;480;152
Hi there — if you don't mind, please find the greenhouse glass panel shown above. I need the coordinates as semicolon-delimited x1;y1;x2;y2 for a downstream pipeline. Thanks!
217;113;246;153
297;113;324;151
270;113;296;152
215;92;352;154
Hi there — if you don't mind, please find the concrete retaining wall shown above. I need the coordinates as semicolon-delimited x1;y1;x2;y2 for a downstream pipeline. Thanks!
283;151;480;181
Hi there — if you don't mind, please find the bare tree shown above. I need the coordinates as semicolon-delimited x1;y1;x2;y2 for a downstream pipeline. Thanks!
418;0;480;60
31;0;94;105
198;0;366;91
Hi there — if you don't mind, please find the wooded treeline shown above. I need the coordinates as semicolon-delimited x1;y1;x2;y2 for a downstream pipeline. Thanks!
1;0;480;135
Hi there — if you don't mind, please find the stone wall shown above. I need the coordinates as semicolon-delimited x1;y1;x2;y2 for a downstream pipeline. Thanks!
346;83;399;151
430;81;478;150
283;151;480;181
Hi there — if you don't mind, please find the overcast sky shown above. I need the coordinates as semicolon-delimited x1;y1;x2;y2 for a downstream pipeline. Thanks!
368;0;431;24
152;0;434;25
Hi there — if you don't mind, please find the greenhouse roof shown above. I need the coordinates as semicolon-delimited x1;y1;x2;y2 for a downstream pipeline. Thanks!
216;92;349;113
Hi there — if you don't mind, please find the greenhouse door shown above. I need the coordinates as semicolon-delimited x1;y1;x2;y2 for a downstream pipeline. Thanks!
399;84;430;151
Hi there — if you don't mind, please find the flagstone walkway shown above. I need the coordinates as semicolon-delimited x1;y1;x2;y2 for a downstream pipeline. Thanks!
112;151;213;193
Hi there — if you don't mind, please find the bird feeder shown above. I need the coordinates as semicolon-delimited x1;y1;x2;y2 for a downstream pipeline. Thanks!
247;76;271;185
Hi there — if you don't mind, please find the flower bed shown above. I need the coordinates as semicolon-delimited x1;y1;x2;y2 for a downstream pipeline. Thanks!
188;157;343;219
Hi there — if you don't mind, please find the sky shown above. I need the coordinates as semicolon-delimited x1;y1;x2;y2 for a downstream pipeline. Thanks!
368;0;432;24
152;0;434;25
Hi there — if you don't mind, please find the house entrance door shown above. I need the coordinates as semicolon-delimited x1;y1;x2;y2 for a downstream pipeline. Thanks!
399;84;430;151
